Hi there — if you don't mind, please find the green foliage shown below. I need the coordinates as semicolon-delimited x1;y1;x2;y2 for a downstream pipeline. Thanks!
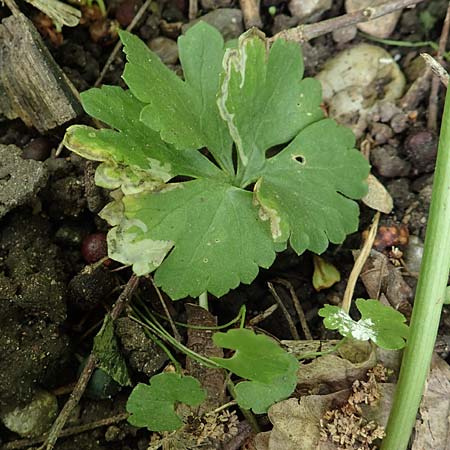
211;329;299;413
126;372;206;431
319;299;409;350
64;22;369;300
93;314;131;386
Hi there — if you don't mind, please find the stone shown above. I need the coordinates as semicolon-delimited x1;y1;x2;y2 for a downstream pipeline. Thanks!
0;144;48;218
1;390;58;437
345;0;402;38
288;0;332;21
182;9;243;40
316;44;405;138
148;36;178;65
371;145;411;178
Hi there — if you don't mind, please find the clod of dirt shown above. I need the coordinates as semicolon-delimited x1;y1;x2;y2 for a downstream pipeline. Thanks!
370;145;411;178
68;264;116;310
369;123;394;145
346;0;402;38
0;211;69;410
386;178;416;213
0;144;48;218
316;44;405;138
403;129;437;175
0;389;58;437
43;175;86;219
288;0;331;22
148;36;179;65
182;9;244;40
115;317;167;377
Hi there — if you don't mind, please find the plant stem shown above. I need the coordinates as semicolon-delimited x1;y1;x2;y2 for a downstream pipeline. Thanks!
381;86;450;449
199;291;209;310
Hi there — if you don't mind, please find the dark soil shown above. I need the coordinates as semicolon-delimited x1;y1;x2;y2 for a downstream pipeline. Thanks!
0;0;449;448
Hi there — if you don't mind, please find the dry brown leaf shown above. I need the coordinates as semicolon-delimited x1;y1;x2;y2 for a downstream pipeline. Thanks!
357;249;412;317
412;354;450;450
362;174;393;214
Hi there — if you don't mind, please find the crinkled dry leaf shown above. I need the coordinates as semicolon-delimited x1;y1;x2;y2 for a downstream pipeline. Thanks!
362;173;393;214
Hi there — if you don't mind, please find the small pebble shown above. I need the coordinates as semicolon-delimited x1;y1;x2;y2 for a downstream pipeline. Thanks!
390;112;409;133
404;129;437;174
148;37;178;65
371;145;411;178
22;137;53;161
370;123;393;145
1;390;58;438
403;235;424;273
332;25;357;44
288;0;331;21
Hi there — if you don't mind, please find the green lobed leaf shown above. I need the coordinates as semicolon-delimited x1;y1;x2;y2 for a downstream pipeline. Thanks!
218;29;324;186
211;329;299;413
126;372;206;431
65;23;370;300
124;179;276;299
319;299;409;350
64;86;222;184
120;23;234;175
255;119;369;252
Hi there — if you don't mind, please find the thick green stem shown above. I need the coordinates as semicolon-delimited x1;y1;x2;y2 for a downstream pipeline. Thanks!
381;87;450;449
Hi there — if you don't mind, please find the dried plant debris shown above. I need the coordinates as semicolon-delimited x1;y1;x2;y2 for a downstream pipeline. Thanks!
148;409;239;449
320;365;388;450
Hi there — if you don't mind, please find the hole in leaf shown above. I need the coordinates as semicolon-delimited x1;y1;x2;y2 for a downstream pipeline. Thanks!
293;155;306;165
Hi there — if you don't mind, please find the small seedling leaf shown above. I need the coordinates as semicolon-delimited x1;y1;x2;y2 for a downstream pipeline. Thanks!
93;314;131;386
319;299;409;350
211;329;299;413
126;372;206;431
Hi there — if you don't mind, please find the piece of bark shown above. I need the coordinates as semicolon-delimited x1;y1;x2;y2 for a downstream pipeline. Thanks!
0;13;81;132
185;303;227;414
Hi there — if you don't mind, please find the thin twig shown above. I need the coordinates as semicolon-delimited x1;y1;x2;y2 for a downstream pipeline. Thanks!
248;303;278;326
422;53;450;88
4;413;129;449
188;0;198;20
428;3;450;130
273;278;312;340
94;0;152;87
38;275;139;450
399;66;432;110
239;0;262;29
342;212;380;313
270;0;425;43
267;282;300;339
150;277;182;342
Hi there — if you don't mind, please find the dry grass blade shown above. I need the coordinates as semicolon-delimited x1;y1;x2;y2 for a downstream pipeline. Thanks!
342;212;380;313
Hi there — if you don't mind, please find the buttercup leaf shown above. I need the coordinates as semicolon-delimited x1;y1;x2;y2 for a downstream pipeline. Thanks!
126;373;206;431
64;23;369;300
319;299;409;350
211;329;299;413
